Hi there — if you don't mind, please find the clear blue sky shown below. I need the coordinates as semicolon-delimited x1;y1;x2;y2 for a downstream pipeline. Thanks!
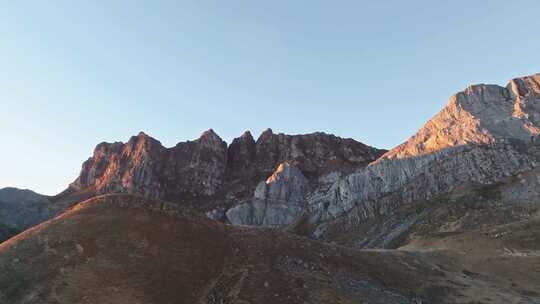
2;1;540;195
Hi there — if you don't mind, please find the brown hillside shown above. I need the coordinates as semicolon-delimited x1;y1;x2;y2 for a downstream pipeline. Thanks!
1;194;538;303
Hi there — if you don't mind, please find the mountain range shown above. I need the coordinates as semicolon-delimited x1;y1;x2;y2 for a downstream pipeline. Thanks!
1;73;540;303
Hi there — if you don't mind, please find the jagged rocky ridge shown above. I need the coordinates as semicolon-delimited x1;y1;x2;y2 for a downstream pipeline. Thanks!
2;73;540;304
304;73;540;239
69;129;229;199
4;73;540;247
65;129;385;224
0;130;384;241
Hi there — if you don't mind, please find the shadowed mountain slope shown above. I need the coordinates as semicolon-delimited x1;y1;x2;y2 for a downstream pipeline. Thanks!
0;188;63;243
1;194;538;304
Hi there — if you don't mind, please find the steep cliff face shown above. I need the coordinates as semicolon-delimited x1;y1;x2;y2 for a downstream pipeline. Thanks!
383;73;540;159
226;162;309;226
24;74;540;236
69;130;228;200
67;129;384;211
306;73;540;239
5;74;540;304
229;128;383;179
221;129;386;213
225;129;384;193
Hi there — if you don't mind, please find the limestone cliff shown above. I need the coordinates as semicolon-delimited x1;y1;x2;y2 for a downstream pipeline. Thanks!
383;73;540;159
67;129;384;210
70;130;228;200
306;73;540;238
226;162;308;226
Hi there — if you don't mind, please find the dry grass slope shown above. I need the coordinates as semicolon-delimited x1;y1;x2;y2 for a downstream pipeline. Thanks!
0;194;539;304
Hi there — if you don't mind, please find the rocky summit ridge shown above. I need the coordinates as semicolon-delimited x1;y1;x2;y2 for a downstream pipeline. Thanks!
63;128;385;222
304;73;540;240
69;130;229;199
2;73;540;304
383;73;540;159
4;73;540;243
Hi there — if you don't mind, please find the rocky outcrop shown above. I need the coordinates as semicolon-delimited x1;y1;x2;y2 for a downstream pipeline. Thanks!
226;162;308;226
62;73;540;234
223;128;389;227
70;130;228;200
67;129;384;210
224;129;386;198
383;74;540;159
308;142;540;237
236;128;384;178
0;129;382;241
306;73;540;238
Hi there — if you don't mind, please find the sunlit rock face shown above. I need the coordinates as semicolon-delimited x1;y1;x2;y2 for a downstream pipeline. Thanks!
68;129;384;208
307;73;540;238
70;130;228;200
226;162;308;226
64;73;540;233
383;73;540;160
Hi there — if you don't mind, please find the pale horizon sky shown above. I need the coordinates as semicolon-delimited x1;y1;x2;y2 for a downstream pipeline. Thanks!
2;1;540;195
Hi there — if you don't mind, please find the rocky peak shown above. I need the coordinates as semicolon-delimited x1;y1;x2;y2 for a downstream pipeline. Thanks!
238;130;254;142
382;74;540;160
227;131;257;183
508;73;540;97
135;131;150;139
258;128;274;141
198;129;226;149
304;72;540;240
255;131;385;177
70;131;228;199
227;129;384;188
93;141;123;156
125;132;164;158
127;131;162;147
68;129;383;208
